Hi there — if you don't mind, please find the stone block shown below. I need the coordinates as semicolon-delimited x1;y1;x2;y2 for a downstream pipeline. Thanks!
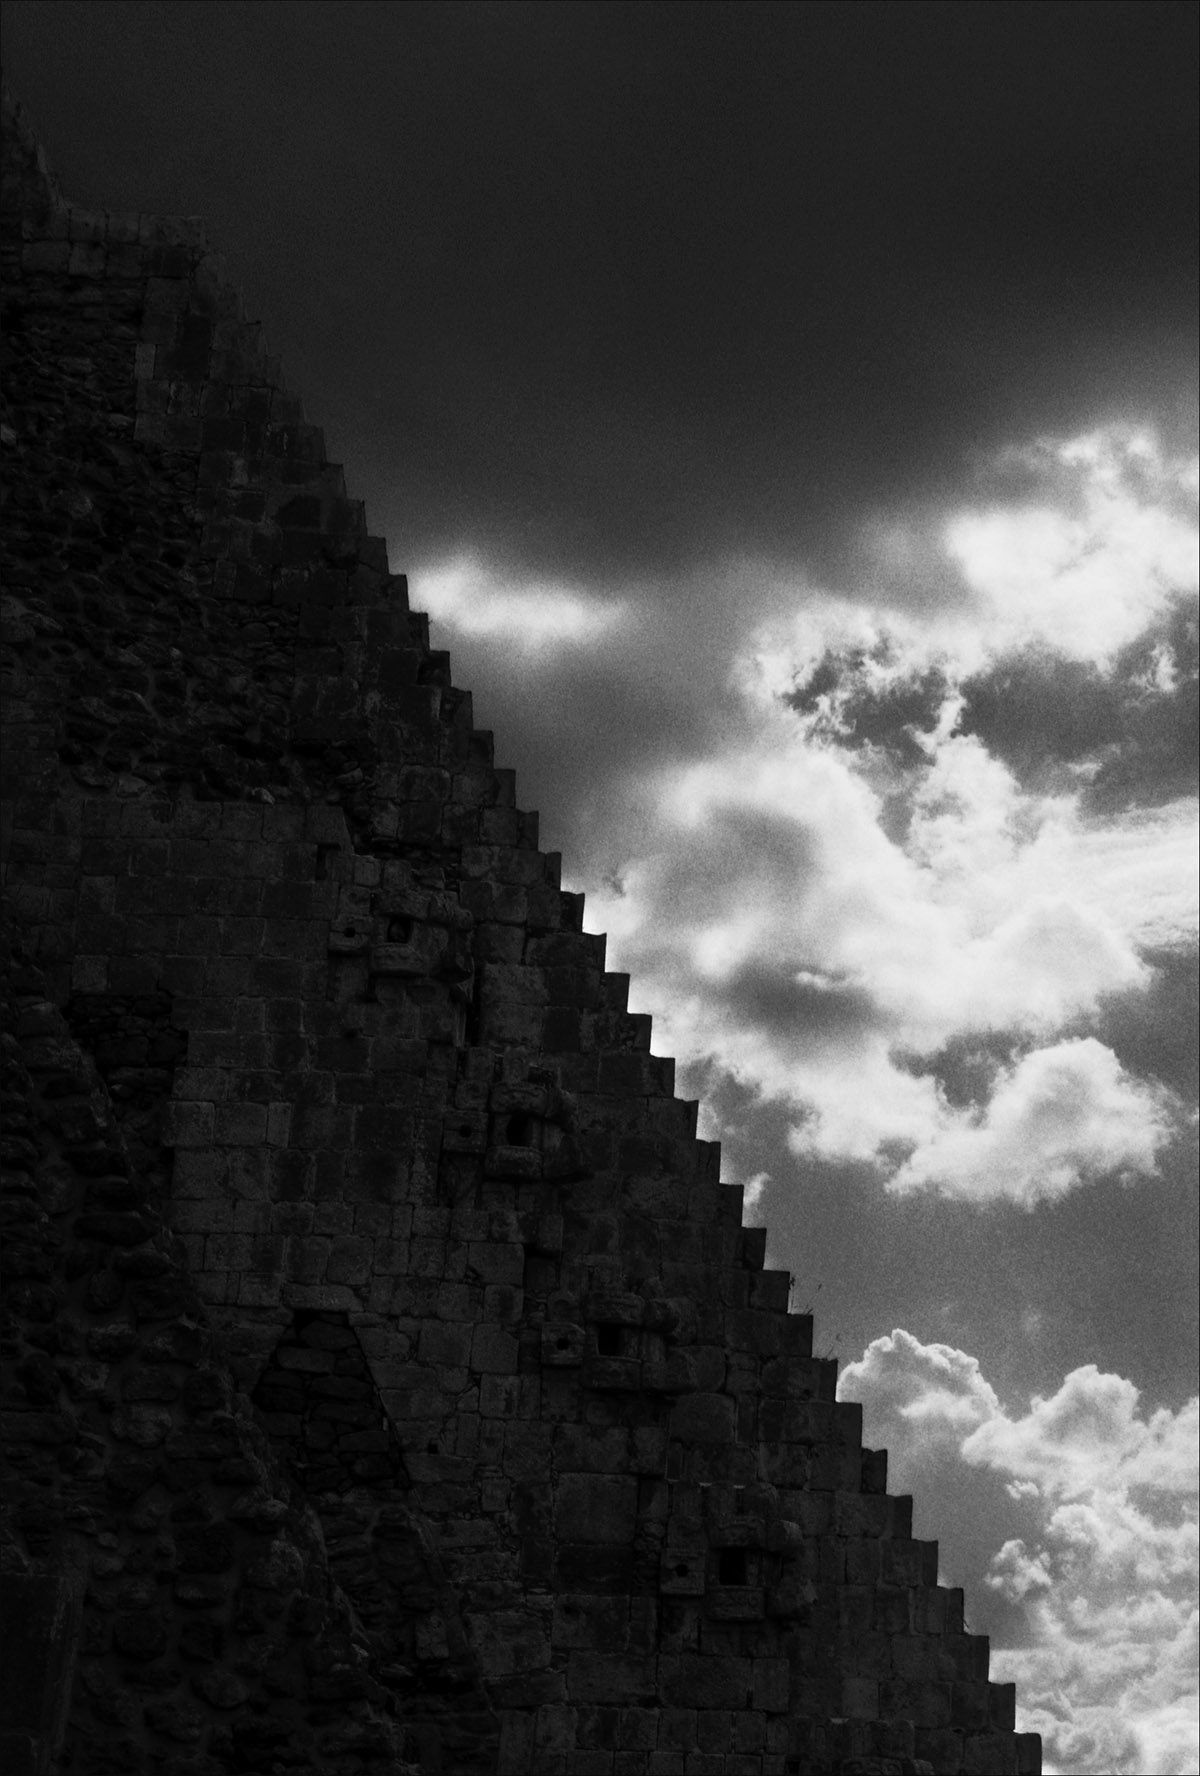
583;1356;642;1391
881;1679;953;1730
586;1290;645;1326
214;1102;268;1145
670;1393;737;1445
553;1594;630;1652
913;1730;965;1774
657;1655;752;1712
959;1738;1020;1775
881;1540;939;1589
22;239;70;272
836;1492;890;1538
468;1240;526;1284
467;1607;552;1681
555;1426;629;1473
325;1235;372;1283
656;1709;697;1754
283;1284;361;1312
70;955;109;992
631;1429;669;1474
536;1706;581;1754
844;1539;882;1586
643;1352;698;1396
567;1655;656;1704
616;1707;659;1751
953;1679;993;1732
986;1683;1016;1733
161;1100;214;1147
1015;1734;1042;1775
556;1475;638;1544
472;1325;520;1373
420;1321;474;1367
707;1586;765;1620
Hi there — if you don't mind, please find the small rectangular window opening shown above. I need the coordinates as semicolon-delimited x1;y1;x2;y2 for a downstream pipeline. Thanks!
596;1324;623;1357
718;1548;748;1586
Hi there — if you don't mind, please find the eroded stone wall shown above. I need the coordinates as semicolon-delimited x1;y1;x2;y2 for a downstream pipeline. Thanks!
0;84;1040;1776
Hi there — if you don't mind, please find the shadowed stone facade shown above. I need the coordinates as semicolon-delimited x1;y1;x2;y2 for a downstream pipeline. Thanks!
0;84;1040;1776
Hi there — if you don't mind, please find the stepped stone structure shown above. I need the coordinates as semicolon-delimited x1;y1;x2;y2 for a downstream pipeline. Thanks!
0;84;1040;1776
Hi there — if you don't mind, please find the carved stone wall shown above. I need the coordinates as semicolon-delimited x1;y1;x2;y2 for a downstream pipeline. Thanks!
0;83;1040;1776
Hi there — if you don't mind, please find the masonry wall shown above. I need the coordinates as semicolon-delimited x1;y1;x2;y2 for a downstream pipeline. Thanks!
0;86;1040;1776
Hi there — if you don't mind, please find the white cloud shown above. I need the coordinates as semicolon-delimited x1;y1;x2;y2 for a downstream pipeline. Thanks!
840;1331;1200;1776
1066;804;1200;954
740;1171;770;1218
589;708;1187;1195
410;552;628;653
839;1326;1001;1435
404;428;1193;1204
962;1366;1200;1502
952;429;1198;661
581;425;1197;1200
750;427;1197;695
889;1038;1172;1204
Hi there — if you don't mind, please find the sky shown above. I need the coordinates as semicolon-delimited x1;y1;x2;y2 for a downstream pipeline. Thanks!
4;4;1196;1771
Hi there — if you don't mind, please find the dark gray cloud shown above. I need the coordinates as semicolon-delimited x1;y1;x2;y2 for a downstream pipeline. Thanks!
898;945;1199;1115
958;598;1199;810
1085;947;1199;1104
779;594;1198;815
895;1033;1019;1112
4;0;1195;590
717;962;880;1057
787;652;951;766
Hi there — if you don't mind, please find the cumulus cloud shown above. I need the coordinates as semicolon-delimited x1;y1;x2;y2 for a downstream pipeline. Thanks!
840;1330;1200;1776
945;430;1197;668
579;425;1197;1200
411;427;1195;1204
589;708;1187;1197
839;1327;1001;1436
889;1038;1173;1204
765;429;1197;696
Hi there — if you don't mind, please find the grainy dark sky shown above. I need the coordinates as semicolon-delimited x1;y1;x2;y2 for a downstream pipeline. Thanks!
5;1;1196;578
4;7;1197;1770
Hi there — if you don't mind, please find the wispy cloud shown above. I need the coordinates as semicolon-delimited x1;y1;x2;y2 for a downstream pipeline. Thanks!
410;552;628;654
839;1330;1199;1776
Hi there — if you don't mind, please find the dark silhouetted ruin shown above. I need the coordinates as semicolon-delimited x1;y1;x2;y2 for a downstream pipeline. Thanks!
0;84;1039;1776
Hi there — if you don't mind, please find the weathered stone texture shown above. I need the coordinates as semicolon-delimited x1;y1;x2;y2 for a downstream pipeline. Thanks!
0;80;1039;1776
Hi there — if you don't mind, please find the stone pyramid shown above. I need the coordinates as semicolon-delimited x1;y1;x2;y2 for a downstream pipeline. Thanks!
0;82;1040;1776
